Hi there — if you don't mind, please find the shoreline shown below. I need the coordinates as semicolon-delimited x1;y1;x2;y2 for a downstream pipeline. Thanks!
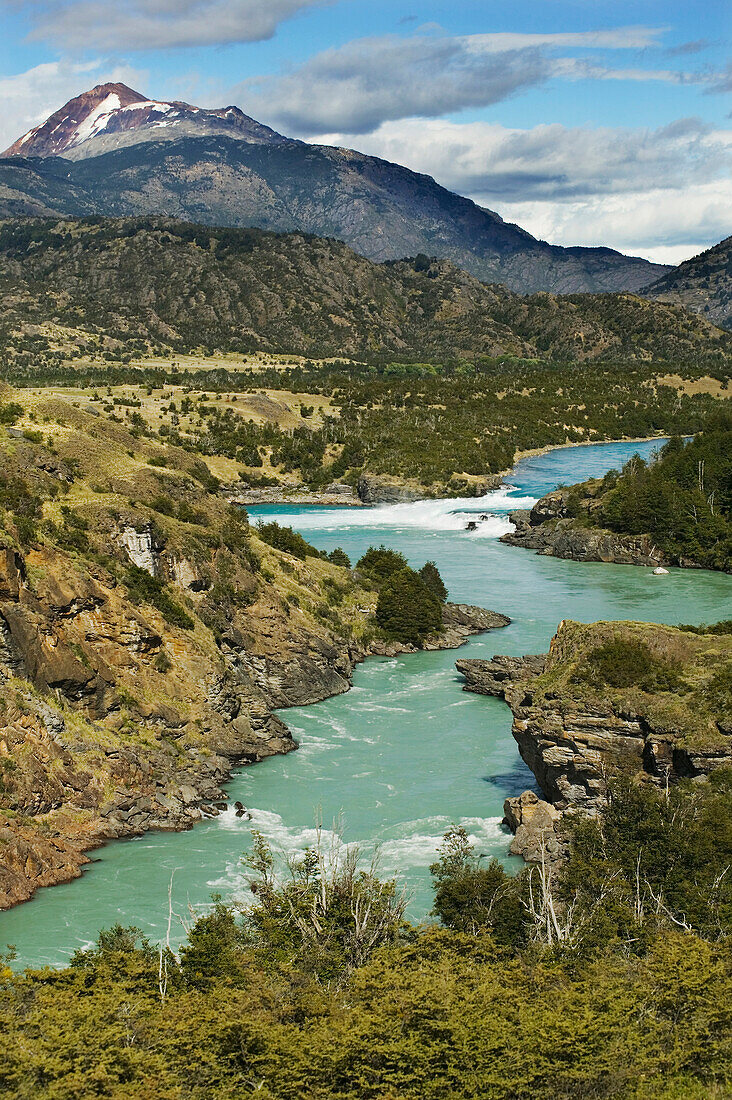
0;604;509;916
227;435;672;508
504;433;670;472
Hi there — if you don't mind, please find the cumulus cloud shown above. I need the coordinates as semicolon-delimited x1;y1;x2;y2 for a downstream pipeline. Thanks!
18;0;331;51
503;183;732;265
242;30;701;135
0;59;147;150
241;35;551;135
311;117;732;262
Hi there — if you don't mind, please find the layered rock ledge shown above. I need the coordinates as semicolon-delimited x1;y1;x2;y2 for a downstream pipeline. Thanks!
458;619;732;858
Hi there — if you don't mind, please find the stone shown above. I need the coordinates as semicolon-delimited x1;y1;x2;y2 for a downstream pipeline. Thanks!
503;790;564;864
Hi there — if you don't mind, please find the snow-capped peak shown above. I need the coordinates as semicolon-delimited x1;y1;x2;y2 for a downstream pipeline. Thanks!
1;82;285;160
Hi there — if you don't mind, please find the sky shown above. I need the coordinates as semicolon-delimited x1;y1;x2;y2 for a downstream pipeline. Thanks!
0;0;730;264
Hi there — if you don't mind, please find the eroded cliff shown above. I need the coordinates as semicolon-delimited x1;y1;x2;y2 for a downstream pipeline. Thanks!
458;619;732;814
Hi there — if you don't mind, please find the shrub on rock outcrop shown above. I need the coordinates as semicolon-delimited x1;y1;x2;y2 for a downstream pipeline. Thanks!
375;567;442;645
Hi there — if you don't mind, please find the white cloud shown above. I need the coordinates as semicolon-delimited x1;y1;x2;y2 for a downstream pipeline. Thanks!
242;30;701;135
0;59;147;151
462;27;668;51
310;118;732;261
21;0;332;51
498;183;732;264
241;35;551;135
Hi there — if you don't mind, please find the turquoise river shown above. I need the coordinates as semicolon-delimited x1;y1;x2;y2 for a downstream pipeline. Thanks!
2;438;731;968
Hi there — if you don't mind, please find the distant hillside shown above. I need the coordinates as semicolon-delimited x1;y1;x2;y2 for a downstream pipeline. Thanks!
0;82;670;296
0;218;727;369
646;237;732;331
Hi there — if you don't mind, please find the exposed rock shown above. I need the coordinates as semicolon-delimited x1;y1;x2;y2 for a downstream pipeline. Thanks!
458;621;732;813
502;512;664;567
119;524;159;575
502;791;565;864
227;484;362;507
357;474;423;504
456;654;545;697
501;482;673;567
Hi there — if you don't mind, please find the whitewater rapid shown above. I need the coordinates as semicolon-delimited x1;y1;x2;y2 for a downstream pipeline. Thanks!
271;485;539;538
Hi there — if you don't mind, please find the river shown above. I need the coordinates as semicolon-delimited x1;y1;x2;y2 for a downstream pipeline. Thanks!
3;438;730;968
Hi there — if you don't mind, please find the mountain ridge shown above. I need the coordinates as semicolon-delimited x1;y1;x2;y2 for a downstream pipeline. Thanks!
645;236;732;331
0;216;726;369
0;83;670;296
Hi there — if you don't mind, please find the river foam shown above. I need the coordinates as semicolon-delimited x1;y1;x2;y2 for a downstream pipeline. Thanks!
270;486;538;536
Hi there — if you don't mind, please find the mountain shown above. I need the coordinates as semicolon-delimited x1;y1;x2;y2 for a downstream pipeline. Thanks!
3;83;284;161
0;217;727;368
645;237;732;331
0;83;670;296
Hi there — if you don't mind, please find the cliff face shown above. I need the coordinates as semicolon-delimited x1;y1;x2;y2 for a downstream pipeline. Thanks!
0;386;509;908
458;620;732;813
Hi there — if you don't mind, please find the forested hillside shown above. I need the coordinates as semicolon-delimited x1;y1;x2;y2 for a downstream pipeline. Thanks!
0;218;727;369
509;417;732;571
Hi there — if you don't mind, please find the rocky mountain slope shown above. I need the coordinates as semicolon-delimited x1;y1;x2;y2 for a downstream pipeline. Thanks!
4;83;284;161
645;236;732;331
0;83;669;295
0;217;726;367
0;384;506;908
458;618;732;812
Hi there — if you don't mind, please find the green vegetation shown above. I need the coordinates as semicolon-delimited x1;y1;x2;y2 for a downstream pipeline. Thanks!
1;772;730;1099
1;218;729;369
594;415;731;569
535;619;732;753
419;560;448;603
123;565;195;631
0;216;729;497
580;637;683;692
355;549;447;645
255;520;322;561
375;568;443;645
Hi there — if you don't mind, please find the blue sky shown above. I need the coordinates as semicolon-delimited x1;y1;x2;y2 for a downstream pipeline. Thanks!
1;0;730;262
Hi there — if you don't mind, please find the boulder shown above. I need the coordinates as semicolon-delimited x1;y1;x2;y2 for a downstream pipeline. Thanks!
503;790;564;864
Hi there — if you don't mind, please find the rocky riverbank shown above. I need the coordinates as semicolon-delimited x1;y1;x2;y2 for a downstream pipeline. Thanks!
458;619;732;860
0;519;508;908
227;472;505;508
500;487;667;567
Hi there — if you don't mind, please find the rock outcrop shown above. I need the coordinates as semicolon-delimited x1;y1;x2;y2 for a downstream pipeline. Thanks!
357;474;423;505
458;620;732;816
503;510;664;566
502;791;565;864
501;487;666;567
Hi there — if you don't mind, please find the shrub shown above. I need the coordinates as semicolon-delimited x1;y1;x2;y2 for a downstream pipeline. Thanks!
430;826;526;944
581;637;682;691
327;547;351;569
357;545;409;582
375;567;442;645
124;565;195;630
255;520;320;561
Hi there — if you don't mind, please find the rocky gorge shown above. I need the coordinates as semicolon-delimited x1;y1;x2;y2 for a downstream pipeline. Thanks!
0;386;512;909
458;618;732;861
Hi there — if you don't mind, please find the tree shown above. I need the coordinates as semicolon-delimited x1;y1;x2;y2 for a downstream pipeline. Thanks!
419;560;448;603
328;547;351;569
375;567;442;645
430;826;526;943
356;545;409;582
